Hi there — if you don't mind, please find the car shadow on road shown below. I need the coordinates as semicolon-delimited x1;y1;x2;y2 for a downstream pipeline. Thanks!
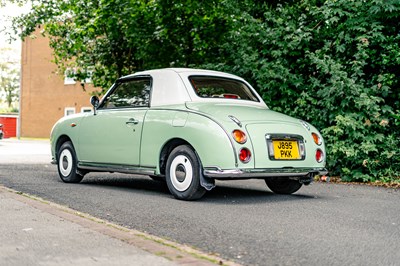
203;185;316;205
80;173;317;204
80;174;171;195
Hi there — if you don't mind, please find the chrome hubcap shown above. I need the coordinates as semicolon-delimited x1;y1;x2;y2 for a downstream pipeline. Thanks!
175;164;186;182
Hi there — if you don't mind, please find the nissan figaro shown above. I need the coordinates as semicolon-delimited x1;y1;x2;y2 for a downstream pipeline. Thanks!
50;68;328;200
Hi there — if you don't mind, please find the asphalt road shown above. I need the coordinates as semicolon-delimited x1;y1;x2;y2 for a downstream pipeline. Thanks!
1;139;399;266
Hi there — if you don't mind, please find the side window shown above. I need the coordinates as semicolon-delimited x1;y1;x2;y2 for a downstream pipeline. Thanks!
102;77;151;109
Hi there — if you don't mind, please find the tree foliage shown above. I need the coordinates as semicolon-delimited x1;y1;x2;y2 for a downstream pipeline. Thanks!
9;0;400;182
0;48;19;111
11;0;231;89
0;63;19;109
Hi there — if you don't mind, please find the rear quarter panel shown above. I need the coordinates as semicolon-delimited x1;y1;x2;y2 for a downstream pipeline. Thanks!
140;109;237;173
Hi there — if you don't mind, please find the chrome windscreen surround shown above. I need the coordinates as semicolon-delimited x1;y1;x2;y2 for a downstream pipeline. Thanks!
265;134;306;161
203;166;328;179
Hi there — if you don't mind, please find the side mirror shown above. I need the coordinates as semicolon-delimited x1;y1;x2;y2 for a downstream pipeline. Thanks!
90;96;100;115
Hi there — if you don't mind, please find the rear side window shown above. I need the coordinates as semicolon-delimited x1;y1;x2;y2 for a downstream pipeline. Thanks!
189;76;259;102
101;77;151;109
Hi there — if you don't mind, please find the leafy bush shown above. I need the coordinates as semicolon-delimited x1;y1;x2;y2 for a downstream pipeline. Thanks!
209;0;400;182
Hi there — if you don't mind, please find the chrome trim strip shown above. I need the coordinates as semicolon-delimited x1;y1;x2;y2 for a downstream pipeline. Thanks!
228;115;242;128
78;162;156;175
203;167;328;179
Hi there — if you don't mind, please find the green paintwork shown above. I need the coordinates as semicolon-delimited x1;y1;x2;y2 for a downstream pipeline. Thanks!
185;102;295;124
51;101;325;173
140;108;236;172
77;109;147;165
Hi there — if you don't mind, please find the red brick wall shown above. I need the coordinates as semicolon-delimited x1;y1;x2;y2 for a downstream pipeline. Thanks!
20;27;99;138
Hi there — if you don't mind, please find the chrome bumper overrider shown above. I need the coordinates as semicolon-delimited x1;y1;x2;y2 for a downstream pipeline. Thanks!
203;167;328;179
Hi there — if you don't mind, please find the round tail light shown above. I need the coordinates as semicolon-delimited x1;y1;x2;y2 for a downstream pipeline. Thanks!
232;130;247;144
316;149;324;163
239;148;251;163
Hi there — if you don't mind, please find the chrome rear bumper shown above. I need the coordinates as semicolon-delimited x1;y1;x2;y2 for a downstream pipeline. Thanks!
203;167;328;179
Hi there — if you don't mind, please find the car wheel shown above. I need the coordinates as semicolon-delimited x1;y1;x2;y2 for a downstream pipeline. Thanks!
265;177;302;194
57;141;84;183
166;145;206;200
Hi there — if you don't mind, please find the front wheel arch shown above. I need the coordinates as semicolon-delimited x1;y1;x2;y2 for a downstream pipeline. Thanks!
55;135;73;163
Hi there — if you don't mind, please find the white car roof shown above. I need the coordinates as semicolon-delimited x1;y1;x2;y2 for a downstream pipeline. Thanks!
117;68;265;108
121;68;243;80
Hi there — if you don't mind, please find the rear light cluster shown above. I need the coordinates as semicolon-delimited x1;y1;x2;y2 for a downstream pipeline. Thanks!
312;132;324;163
232;129;251;163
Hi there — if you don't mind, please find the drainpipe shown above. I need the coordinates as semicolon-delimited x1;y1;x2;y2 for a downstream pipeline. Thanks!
17;38;22;139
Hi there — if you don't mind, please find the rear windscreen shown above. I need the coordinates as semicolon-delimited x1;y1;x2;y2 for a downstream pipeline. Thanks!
189;76;259;102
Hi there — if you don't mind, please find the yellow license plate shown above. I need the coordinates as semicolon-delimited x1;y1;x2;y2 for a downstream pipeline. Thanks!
273;140;300;160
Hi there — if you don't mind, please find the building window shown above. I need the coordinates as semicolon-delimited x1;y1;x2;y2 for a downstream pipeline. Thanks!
81;107;92;113
64;68;76;85
64;107;75;116
83;69;93;84
64;67;93;85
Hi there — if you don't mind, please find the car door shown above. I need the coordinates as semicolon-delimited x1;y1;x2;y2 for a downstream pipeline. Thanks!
77;76;151;166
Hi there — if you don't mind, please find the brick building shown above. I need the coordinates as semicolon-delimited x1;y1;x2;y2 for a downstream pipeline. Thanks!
20;27;99;138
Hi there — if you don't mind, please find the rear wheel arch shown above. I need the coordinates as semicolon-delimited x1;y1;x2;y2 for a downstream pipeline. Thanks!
159;138;193;175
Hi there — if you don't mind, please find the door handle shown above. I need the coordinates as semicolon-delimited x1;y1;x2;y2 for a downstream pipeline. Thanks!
126;118;139;125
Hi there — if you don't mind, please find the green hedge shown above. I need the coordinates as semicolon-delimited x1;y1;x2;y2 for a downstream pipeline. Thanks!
208;0;400;182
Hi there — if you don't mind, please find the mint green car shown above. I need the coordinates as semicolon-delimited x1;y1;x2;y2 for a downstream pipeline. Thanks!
51;68;327;200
